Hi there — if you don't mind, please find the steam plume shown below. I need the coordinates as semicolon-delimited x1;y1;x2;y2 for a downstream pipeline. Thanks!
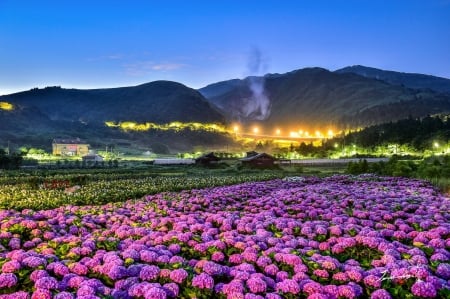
242;47;271;120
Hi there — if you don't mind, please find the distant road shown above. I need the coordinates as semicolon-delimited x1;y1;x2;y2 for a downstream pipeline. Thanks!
286;158;389;165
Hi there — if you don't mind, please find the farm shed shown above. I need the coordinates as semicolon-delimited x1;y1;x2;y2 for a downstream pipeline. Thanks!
240;152;277;168
195;152;220;166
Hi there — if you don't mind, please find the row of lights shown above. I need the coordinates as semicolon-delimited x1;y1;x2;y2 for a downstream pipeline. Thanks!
233;125;334;138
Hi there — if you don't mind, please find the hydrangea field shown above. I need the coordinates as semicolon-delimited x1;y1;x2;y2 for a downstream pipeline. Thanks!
0;175;449;298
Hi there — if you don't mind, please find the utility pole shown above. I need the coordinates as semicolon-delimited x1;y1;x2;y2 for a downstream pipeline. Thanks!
6;140;10;155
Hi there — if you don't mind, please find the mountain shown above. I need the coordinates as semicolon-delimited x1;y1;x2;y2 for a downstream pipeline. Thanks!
0;81;229;152
2;81;224;124
199;67;450;130
335;65;450;94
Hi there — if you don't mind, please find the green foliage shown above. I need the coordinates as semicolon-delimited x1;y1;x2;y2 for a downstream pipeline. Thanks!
339;115;450;151
346;154;450;191
347;159;369;174
0;149;23;169
151;142;170;154
0;168;285;211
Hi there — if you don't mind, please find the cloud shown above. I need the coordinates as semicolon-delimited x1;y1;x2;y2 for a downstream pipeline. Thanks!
151;63;186;71
124;61;186;76
106;54;123;60
86;54;124;62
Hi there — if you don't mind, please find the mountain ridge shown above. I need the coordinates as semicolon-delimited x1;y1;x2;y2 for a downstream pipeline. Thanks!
335;65;450;94
2;66;450;151
199;66;450;130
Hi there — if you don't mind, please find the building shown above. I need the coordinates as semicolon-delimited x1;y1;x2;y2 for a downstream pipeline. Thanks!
195;152;221;166
52;138;89;156
240;152;277;168
82;154;104;162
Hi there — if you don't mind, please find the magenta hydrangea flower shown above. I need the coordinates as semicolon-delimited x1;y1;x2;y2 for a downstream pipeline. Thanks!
31;289;52;299
338;284;357;299
275;279;300;295
1;260;21;273
222;280;245;295
303;281;323;295
169;269;188;284
246;276;267;294
69;262;89;276
363;274;381;289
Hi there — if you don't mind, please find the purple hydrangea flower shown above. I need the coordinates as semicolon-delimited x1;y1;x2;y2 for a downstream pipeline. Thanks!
436;263;450;279
163;282;179;298
0;273;18;288
169;269;188;284
411;280;437;298
139;265;160;281
54;292;75;299
370;289;392;299
35;276;58;290
191;273;214;289
143;287;167;299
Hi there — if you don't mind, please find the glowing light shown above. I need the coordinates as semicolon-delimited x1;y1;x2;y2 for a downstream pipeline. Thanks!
304;131;310;137
290;132;299;138
233;125;239;132
315;130;323;137
334;143;339;148
0;102;14;111
275;129;281;135
105;121;228;133
328;129;334;137
253;127;259;134
434;142;439;148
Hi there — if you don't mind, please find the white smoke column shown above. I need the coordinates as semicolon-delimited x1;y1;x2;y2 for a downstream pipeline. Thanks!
243;47;271;120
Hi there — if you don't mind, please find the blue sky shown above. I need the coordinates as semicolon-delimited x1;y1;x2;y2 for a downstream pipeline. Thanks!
0;0;449;95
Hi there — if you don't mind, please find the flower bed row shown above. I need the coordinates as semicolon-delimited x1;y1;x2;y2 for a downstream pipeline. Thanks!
0;175;449;298
0;173;281;211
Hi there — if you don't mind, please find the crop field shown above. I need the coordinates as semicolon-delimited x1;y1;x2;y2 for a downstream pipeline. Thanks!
0;173;448;298
0;168;288;211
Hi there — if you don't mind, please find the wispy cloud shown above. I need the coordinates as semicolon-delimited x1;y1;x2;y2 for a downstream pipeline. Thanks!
105;54;124;60
151;63;185;71
124;61;186;76
86;54;125;62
